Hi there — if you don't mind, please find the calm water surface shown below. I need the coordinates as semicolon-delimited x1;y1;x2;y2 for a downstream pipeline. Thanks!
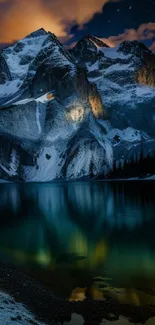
0;181;155;305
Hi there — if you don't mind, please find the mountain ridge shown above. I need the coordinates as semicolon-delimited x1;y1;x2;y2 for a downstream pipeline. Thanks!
0;29;155;181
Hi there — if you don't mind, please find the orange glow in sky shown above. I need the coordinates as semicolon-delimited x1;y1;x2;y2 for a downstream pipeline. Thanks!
0;0;119;43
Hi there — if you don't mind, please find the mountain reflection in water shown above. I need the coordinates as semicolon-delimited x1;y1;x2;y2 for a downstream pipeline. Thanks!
0;181;155;306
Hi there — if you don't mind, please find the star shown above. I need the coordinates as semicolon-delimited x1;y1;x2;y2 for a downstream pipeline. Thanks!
129;6;132;10
117;8;120;12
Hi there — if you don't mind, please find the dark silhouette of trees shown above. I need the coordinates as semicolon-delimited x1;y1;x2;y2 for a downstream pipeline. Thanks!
107;150;155;179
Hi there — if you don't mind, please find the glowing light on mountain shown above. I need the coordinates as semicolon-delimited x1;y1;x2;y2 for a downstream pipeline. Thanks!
46;93;54;100
66;107;85;122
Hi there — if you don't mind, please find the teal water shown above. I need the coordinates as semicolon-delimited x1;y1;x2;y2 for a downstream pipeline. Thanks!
0;181;155;304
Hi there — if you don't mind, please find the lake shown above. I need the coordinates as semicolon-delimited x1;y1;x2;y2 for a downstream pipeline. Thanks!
0;181;155;307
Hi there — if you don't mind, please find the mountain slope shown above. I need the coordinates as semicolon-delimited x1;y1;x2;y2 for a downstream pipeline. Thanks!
0;31;155;181
71;39;155;136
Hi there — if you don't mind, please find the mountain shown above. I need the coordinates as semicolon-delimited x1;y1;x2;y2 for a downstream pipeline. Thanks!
0;30;155;181
69;35;109;66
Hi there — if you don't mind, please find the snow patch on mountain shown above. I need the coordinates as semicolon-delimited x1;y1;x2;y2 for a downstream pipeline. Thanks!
14;92;55;106
47;46;75;72
0;162;16;178
104;62;134;75
91;74;155;107
3;34;48;80
0;80;20;97
9;149;20;175
36;104;42;135
107;127;149;143
0;29;75;108
13;98;33;105
100;46;132;60
65;139;112;179
24;144;64;182
36;92;55;103
135;85;155;98
86;61;99;71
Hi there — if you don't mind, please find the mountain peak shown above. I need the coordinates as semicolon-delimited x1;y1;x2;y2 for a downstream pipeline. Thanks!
72;34;109;53
25;28;48;39
118;40;150;56
84;35;109;48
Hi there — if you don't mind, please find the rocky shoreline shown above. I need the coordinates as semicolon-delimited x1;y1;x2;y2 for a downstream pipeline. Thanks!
0;265;155;324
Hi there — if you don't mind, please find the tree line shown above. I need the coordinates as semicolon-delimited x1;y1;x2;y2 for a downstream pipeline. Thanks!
107;150;155;179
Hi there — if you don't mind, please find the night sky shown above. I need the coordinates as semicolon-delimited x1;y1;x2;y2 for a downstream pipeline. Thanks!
0;0;155;50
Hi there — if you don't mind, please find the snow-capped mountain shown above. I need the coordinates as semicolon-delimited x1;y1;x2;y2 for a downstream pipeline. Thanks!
0;29;155;181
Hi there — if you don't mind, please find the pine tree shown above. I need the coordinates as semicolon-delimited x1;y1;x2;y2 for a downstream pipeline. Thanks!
107;150;155;179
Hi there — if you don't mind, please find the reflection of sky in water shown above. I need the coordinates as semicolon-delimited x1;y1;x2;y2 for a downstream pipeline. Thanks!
0;181;155;302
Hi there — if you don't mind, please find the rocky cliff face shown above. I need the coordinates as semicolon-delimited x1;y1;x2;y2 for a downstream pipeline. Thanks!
0;30;155;181
135;49;155;87
136;67;155;87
